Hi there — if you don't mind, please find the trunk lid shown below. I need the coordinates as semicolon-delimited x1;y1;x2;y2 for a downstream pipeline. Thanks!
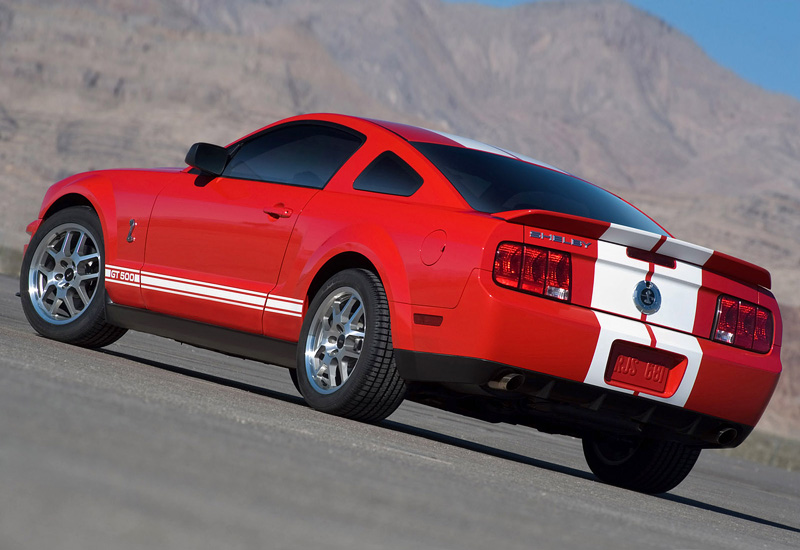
497;209;770;339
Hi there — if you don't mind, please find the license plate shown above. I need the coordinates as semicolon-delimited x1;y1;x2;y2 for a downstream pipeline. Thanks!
605;341;686;396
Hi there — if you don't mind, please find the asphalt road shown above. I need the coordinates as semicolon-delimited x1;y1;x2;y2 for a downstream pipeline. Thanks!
1;274;798;550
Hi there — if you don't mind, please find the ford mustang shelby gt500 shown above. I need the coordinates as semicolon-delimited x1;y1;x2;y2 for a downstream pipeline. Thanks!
20;113;782;493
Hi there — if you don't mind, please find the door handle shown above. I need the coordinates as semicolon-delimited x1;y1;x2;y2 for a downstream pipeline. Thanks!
264;204;293;219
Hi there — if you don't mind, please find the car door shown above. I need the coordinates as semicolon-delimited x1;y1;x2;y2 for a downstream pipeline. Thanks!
141;123;365;333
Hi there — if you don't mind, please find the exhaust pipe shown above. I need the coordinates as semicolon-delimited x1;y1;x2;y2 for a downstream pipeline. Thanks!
488;373;525;392
716;427;738;445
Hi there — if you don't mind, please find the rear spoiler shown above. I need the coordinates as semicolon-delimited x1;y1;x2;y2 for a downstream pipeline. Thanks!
495;210;771;289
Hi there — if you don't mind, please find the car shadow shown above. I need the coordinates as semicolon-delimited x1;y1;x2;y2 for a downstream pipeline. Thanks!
657;493;800;535
100;349;307;407
101;348;800;535
102;348;594;483
380;418;596;482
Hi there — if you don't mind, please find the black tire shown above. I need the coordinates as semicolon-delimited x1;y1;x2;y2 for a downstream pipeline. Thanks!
582;434;701;494
288;368;302;394
295;268;406;422
19;206;127;348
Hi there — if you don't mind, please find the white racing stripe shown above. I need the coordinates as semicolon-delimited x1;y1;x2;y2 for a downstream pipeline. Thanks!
105;279;140;289
657;236;713;266
140;284;265;311
266;296;304;313
426;128;568;172
601;224;663;251
430;130;515;158
140;270;268;300
590;240;646;320
264;306;302;318
104;265;304;317
140;273;266;307
640;326;702;407
587;237;704;403
105;264;141;286
584;311;703;406
584;311;650;393
591;236;702;334
646;262;701;333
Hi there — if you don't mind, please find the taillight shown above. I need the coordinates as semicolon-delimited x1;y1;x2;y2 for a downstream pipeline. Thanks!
494;243;522;287
713;295;773;353
493;242;571;301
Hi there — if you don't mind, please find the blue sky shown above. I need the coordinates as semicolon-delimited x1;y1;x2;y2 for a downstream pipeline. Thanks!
444;0;800;102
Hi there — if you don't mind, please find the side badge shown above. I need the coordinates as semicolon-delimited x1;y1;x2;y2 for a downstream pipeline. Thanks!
127;219;137;243
633;280;661;315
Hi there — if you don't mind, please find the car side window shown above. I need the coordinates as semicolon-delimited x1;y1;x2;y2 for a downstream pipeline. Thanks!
353;151;423;197
222;124;363;188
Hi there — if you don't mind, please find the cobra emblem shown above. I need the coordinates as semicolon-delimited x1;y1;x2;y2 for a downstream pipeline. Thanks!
633;280;661;315
127;218;137;243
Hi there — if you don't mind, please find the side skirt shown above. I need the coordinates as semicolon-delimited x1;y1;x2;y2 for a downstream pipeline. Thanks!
105;303;297;368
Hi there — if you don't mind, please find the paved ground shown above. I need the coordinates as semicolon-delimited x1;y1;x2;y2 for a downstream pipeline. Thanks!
1;274;798;550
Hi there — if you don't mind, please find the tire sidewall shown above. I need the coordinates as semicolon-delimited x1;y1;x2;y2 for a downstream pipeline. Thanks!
19;206;109;343
583;436;649;483
295;269;385;412
582;435;700;494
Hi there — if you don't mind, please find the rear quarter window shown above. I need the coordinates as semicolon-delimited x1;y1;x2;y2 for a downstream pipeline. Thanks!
353;151;423;197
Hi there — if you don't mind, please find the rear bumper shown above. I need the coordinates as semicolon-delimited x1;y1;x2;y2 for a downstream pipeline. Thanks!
393;269;781;434
395;349;752;448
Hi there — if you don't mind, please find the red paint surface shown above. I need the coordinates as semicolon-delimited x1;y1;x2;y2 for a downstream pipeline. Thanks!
26;113;783;429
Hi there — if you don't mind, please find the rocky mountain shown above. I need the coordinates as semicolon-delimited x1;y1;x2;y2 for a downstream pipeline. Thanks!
0;0;797;436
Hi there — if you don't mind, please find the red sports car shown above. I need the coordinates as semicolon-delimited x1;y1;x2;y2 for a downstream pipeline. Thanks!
20;113;782;493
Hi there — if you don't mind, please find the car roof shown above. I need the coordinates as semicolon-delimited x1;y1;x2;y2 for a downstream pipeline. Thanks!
368;118;568;174
272;113;568;175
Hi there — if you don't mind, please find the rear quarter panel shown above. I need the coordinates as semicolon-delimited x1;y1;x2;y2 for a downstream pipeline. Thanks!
261;137;516;345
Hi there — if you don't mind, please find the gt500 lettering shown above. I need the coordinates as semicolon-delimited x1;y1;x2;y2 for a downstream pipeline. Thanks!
529;231;592;249
107;270;140;283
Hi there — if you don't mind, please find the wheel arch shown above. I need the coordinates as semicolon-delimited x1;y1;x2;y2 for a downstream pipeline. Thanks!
293;239;414;351
305;251;379;304
42;193;97;219
36;173;119;261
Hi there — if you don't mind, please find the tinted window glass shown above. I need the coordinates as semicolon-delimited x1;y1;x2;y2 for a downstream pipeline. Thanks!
223;124;363;188
353;152;423;197
414;142;665;235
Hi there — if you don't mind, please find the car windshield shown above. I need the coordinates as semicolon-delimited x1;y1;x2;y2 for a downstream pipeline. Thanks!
413;142;666;235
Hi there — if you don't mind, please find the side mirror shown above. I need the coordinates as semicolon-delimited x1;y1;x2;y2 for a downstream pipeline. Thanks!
185;142;228;176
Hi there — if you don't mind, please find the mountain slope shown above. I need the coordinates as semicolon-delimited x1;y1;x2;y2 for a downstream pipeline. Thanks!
0;0;797;436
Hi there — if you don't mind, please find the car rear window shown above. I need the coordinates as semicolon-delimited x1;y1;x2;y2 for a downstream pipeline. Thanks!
413;142;666;235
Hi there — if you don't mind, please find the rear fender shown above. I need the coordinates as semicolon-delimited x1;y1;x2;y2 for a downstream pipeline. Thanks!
264;222;413;346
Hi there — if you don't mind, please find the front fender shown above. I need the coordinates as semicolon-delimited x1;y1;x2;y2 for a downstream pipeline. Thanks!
38;172;118;259
34;168;180;308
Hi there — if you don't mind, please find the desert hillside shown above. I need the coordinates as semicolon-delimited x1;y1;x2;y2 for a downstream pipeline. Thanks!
0;0;797;436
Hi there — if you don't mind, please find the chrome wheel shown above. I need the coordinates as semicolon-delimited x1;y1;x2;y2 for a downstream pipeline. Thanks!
295;269;406;422
303;286;366;394
27;222;101;325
